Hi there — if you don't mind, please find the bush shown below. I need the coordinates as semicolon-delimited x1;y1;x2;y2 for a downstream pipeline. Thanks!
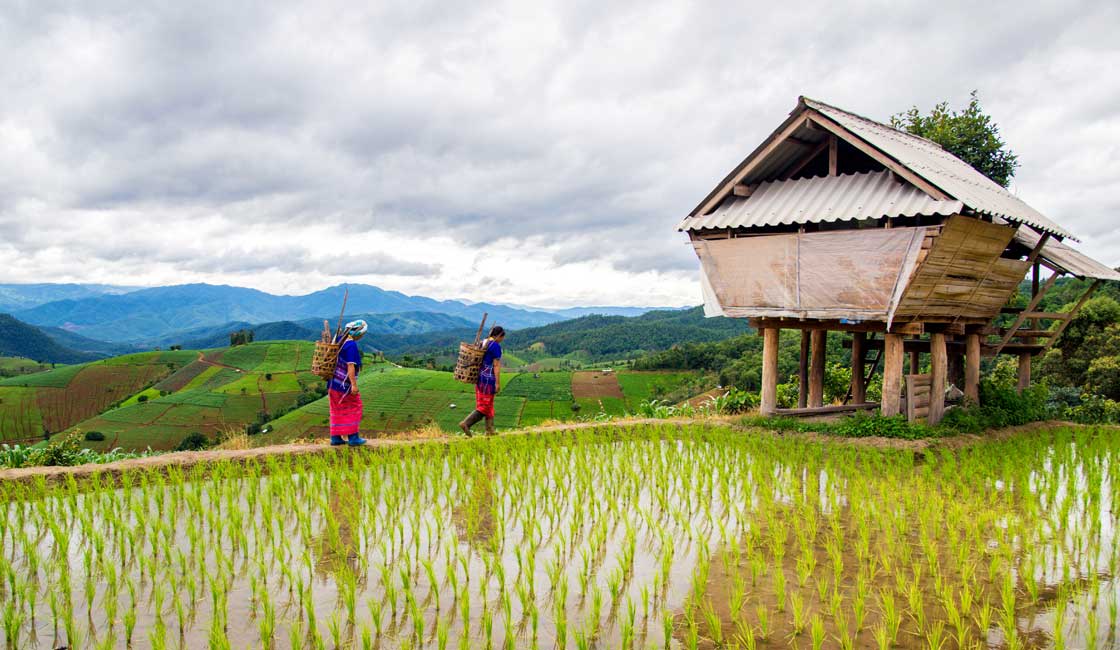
84;431;106;442
137;394;149;403
176;432;211;451
1069;395;1120;424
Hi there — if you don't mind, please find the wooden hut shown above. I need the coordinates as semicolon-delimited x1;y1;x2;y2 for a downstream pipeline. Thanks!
679;97;1120;423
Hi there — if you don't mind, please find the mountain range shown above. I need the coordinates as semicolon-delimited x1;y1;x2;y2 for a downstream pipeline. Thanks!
0;314;102;364
8;283;671;343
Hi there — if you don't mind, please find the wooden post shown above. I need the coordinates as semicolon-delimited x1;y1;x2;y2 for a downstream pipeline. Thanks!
808;330;826;408
881;333;904;417
929;333;947;425
965;333;980;405
851;332;866;404
798;330;810;409
1017;354;1031;392
947;340;963;388
828;134;838;176
909;349;920;375
760;328;779;416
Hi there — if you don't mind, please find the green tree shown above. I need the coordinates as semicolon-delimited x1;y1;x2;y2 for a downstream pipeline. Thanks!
891;91;1019;187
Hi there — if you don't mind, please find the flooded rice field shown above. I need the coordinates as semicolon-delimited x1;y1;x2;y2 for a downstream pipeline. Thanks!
1;423;1118;649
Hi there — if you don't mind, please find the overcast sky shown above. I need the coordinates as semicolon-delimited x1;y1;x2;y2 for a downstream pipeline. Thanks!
1;1;1117;308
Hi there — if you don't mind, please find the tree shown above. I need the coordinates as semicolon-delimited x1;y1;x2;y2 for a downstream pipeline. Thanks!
891;91;1019;187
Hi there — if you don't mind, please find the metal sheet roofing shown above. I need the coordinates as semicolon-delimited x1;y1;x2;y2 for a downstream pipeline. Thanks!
1013;228;1120;281
678;170;963;231
801;97;1078;241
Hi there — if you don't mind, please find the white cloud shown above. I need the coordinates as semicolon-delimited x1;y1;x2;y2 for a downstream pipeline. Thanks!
0;0;1116;308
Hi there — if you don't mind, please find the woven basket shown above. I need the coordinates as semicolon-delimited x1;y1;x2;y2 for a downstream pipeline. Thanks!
311;341;341;381
453;341;486;384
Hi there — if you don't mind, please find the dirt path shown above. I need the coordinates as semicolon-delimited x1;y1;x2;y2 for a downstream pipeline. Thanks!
1;418;1108;485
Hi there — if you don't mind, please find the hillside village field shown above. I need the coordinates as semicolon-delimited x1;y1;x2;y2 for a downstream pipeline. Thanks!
0;342;698;451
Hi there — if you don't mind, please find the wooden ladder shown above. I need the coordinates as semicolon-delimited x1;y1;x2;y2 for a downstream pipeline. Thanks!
844;334;882;405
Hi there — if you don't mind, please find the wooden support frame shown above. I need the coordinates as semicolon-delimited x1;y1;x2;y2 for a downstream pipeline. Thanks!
750;318;923;335
781;139;830;181
827;134;838;176
809;330;826;408
1017;354;1031;392
851;332;867;404
929;333;947;425
965;333;981;405
805;111;952;200
760;328;779;416
990;270;1061;357
881;334;905;417
1039;280;1103;353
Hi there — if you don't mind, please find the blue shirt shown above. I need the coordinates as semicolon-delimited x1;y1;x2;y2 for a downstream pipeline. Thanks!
329;340;362;393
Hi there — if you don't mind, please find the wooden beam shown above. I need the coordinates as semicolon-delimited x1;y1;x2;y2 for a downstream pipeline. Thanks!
798;330;810;409
965;333;980;405
990;271;1061;357
760;328;779;416
881;334;905;417
1017;353;1031;392
1021;311;1070;321
749;318;924;335
929;333;947;425
1040;280;1103;354
909;349;920;375
809;330;826;408
806;111;952;200
780;139;829;180
851;332;867;404
732;183;757;197
828;134;838;176
776;403;879;416
696;115;812;216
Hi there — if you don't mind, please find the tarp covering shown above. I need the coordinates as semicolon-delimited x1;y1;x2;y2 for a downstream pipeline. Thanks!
695;227;927;322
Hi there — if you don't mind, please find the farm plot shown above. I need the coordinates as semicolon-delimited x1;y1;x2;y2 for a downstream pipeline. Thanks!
219;343;271;371
0;357;53;378
617;371;695;408
502;372;571;401
5;425;1118;650
571;370;624;399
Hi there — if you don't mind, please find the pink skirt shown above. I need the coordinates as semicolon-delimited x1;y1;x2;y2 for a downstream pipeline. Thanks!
329;389;363;437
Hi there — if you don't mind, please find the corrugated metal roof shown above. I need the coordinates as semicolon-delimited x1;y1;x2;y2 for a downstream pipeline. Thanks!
802;97;1078;241
678;170;963;231
1013;228;1120;281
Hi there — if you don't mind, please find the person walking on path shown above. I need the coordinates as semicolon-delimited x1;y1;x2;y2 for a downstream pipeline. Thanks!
329;320;369;446
460;326;505;436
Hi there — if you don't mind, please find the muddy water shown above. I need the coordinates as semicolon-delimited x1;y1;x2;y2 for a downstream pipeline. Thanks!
2;425;1118;649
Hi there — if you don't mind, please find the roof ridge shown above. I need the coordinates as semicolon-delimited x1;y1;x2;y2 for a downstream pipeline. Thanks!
799;96;946;150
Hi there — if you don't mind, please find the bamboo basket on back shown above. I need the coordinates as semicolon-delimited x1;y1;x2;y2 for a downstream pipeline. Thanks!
454;313;489;384
311;289;350;381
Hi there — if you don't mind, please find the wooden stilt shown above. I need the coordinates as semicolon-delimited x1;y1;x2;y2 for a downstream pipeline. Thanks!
809;330;826;408
965;333;980;405
909;349;920;375
798;330;810;409
1017;354;1031;392
851;332;867;404
760;328;779;416
929;333;947;425
882;333;904;417
947;340;963;388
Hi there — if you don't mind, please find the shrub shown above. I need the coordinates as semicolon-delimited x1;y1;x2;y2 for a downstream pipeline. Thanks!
265;373;273;381
1069;395;1120;425
84;431;106;442
176;432;211;451
137;394;149;403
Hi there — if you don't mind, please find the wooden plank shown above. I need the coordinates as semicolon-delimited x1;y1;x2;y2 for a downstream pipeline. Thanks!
990;271;1061;356
828;134;837;176
732;183;756;197
1022;312;1070;320
882;334;905;417
760;328;779;416
851;332;866;404
806;111;951;200
749;318;924;335
780;140;829;180
929;333;947;425
775;402;879;417
965;333;981;405
809;330;826;408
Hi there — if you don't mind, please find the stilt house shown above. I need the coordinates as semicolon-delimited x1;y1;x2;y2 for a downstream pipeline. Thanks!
679;97;1120;423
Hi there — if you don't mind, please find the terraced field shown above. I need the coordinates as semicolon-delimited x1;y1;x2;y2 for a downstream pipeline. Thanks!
0;350;196;443
71;341;321;452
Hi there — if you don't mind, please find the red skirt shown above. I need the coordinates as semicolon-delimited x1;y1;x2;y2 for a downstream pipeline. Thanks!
475;389;495;418
329;389;363;437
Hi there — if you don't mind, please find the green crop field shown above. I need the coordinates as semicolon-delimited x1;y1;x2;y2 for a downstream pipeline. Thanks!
503;372;572;401
6;424;1118;650
0;356;54;378
617;371;694;407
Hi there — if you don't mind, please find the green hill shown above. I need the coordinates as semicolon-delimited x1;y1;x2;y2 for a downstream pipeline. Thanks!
72;340;325;452
0;314;102;364
0;349;197;443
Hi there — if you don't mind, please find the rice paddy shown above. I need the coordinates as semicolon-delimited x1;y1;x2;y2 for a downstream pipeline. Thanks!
2;423;1117;649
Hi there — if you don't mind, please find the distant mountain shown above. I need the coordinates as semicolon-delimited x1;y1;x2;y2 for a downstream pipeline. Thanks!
549;306;685;319
0;283;140;312
370;306;751;360
15;283;577;342
0;314;101;364
40;327;139;357
153;311;475;349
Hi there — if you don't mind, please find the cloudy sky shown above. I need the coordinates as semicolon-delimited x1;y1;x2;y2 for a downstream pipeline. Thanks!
1;1;1117;308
